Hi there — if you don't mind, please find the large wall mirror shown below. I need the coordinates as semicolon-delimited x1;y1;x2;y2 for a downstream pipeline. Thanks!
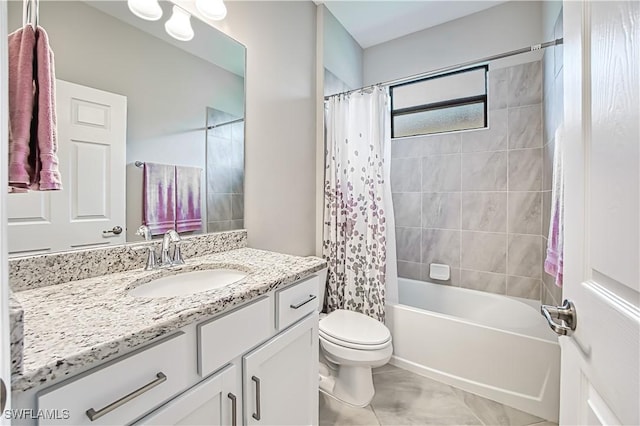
6;1;245;256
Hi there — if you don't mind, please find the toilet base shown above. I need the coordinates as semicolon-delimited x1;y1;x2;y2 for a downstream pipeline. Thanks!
319;360;375;407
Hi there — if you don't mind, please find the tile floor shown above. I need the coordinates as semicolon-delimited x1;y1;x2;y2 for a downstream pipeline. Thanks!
319;365;558;426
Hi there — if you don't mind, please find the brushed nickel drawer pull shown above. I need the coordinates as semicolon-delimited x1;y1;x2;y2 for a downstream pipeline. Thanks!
228;392;237;426
290;294;316;309
251;376;261;421
86;372;167;421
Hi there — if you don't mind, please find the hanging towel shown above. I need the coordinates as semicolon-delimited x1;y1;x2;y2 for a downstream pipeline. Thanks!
544;126;564;287
33;26;62;190
7;25;36;189
175;165;202;233
143;162;176;236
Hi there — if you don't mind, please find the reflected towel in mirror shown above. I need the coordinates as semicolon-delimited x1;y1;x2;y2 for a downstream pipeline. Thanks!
143;162;176;236
175;165;202;233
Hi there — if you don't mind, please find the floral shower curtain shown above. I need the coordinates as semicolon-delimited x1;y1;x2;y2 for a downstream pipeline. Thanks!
323;87;395;322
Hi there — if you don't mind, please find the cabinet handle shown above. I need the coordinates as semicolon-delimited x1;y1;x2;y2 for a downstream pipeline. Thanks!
228;393;237;426
86;372;167;421
290;294;316;309
251;376;261;421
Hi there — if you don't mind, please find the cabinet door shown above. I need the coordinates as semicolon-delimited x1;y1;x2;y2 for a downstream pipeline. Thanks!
243;314;318;426
137;364;239;426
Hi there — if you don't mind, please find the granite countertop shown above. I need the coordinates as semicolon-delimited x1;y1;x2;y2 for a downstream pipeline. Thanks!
11;247;326;393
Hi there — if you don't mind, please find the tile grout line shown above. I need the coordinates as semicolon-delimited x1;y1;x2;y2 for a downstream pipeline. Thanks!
451;389;488;426
459;133;463;286
506;66;512;297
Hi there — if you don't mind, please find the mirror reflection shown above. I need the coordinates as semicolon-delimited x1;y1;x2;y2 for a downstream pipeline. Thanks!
6;0;246;256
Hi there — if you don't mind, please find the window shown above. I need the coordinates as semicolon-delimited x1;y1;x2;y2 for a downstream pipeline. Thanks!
390;65;488;138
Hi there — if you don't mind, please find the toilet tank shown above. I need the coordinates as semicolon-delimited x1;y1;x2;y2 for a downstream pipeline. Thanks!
317;268;327;312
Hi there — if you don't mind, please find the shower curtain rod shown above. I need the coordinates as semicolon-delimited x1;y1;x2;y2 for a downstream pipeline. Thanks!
324;38;563;100
207;117;244;130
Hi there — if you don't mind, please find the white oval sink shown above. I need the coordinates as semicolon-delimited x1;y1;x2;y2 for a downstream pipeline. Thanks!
128;269;247;298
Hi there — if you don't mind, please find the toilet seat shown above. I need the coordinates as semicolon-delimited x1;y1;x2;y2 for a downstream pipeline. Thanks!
319;309;391;350
319;330;391;351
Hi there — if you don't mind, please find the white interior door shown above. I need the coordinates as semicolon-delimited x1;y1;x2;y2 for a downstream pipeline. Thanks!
7;80;126;255
55;80;126;250
560;1;639;425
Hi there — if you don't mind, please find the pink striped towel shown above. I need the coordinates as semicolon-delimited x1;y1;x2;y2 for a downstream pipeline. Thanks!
33;26;62;190
143;162;176;236
8;25;36;189
175;166;202;233
544;126;564;287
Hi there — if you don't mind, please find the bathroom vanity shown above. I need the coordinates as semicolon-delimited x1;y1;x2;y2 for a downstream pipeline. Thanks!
9;231;326;425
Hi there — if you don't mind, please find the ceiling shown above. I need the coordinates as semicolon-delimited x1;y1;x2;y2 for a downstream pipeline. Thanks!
323;1;508;49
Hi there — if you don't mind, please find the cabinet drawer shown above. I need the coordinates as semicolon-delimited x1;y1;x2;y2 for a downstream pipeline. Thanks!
37;332;191;425
198;297;271;377
276;275;319;330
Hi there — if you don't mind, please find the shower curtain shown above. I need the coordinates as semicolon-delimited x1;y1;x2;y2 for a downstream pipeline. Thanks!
323;87;398;322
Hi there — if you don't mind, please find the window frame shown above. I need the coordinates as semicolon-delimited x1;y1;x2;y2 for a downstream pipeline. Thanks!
390;64;489;139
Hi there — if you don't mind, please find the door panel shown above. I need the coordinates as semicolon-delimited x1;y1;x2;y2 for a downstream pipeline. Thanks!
7;80;127;255
70;140;110;219
588;1;640;291
56;80;127;249
7;191;54;255
561;1;640;425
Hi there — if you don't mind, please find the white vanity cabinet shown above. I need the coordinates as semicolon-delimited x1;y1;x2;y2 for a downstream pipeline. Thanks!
136;364;239;426
16;273;322;426
244;315;318;426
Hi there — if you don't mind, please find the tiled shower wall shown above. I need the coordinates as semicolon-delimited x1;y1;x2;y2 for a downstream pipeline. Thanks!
541;8;564;306
207;109;245;232
392;60;545;300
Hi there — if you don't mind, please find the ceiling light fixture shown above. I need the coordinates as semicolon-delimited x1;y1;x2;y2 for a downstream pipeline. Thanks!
127;0;162;21
164;5;194;41
195;0;227;21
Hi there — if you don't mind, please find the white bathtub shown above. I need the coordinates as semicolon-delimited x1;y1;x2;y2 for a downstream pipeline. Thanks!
386;278;560;422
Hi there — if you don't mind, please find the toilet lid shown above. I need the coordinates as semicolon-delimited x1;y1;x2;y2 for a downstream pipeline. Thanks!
319;309;391;346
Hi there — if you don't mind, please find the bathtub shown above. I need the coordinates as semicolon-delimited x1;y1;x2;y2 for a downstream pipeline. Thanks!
386;278;560;422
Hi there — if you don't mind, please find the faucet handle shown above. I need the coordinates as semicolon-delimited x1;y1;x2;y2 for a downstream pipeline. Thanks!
136;225;152;241
172;241;185;266
131;244;158;271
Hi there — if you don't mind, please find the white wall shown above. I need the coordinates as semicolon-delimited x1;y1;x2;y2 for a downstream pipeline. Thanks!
363;1;543;85
177;0;318;256
322;5;363;91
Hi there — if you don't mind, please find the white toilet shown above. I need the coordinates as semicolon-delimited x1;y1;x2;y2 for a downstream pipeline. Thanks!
316;274;393;407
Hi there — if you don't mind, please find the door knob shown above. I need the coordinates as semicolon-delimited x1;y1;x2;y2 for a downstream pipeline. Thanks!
103;226;123;235
541;299;577;336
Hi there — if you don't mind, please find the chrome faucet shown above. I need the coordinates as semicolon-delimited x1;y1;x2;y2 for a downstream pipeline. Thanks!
135;225;158;271
161;229;184;267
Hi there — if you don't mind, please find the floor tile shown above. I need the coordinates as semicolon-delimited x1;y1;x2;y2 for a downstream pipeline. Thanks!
372;364;400;375
319;392;380;426
319;364;556;426
370;367;482;425
451;387;544;426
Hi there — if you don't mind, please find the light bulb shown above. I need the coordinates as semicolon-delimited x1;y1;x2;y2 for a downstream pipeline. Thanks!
164;5;194;41
127;0;162;21
195;0;227;21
